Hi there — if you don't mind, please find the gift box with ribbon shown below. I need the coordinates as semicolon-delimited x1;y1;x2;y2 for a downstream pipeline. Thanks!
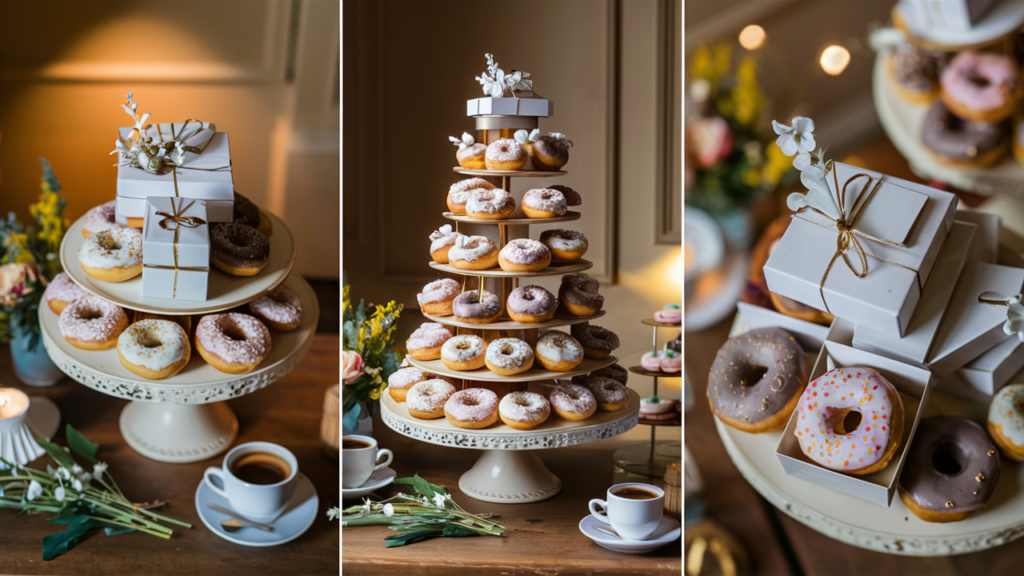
763;162;958;338
115;121;233;223
141;197;210;301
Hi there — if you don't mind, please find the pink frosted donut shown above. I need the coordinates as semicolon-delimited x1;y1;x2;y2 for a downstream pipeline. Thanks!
940;51;1019;121
58;295;128;350
581;376;630;411
498;238;551;271
549;384;597;420
195;313;272;373
248;285;303;331
654;305;682;324
444;388;499;429
82;200;128;237
522;189;567;218
484;138;527;170
507;285;557;322
44;272;86;313
406;322;453;359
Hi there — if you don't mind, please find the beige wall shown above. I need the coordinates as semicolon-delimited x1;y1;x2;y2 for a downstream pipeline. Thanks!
343;0;683;400
0;0;339;279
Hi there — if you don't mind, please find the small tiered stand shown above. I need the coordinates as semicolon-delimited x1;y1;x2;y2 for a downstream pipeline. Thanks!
613;317;681;477
380;166;640;504
41;212;319;463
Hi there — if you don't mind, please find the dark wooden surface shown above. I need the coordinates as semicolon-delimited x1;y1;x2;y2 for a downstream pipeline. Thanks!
341;418;683;576
684;139;1024;575
0;335;340;576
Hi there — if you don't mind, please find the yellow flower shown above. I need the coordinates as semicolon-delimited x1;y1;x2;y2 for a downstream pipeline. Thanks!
691;45;713;81
743;167;761;187
731;56;763;127
713;41;732;78
762;142;791;187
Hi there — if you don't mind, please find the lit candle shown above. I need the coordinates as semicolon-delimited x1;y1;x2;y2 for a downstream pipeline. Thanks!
0;388;29;421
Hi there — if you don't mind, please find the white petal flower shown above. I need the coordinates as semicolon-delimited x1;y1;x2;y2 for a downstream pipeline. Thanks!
432;493;447;508
26;480;42;501
1004;296;1024;341
327;506;340;521
55;486;66;502
793;152;811;171
71;465;83;475
787;163;841;220
773;117;816;158
528;129;540;142
172;141;186;165
514;130;530;145
57;467;71;480
93;462;108;476
78;472;92;484
71;479;82;492
383;503;394;517
461;132;474;146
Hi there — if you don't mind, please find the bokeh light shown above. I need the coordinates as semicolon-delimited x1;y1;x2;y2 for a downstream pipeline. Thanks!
738;25;766;50
820;45;851;76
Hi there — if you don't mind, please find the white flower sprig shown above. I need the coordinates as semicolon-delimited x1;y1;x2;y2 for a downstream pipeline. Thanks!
774;116;841;219
109;92;211;175
773;117;816;170
449;132;476;149
475;53;532;98
514;129;540;145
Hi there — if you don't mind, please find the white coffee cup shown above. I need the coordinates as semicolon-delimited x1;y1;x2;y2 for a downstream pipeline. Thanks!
204;442;299;523
588;482;665;541
342;435;393;489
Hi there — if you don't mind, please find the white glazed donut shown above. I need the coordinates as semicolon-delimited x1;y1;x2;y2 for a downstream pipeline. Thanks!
448;235;498;270
407;379;456;419
441;334;487;371
484;338;534;376
498;391;551;430
429;224;463;263
535;331;584;372
417;278;461;316
444;388;500;429
448;178;496;215
78;227;143;282
522;189;567;218
117;320;190;379
549;384;597;421
465;189;515;220
248;285;304;331
388;367;427;402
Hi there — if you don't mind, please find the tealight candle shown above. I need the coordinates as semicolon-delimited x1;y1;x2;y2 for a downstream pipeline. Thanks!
0;388;45;464
0;388;29;422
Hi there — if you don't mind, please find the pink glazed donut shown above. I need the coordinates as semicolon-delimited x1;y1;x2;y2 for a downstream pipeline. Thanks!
82;200;128;238
940;51;1020;122
654;304;682;324
195;313;272;374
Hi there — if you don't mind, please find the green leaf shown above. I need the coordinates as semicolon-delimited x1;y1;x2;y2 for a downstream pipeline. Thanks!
65;426;98;464
104;526;136;536
42;516;100;561
442;524;480;538
393;474;447;500
36;438;78;470
384;526;444;548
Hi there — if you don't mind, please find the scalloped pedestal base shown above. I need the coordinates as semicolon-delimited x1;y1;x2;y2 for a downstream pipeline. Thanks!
458;450;562;503
120;401;238;463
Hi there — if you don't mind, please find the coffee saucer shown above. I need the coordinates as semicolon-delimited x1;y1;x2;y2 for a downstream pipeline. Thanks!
578;514;681;554
342;466;397;500
195;472;319;547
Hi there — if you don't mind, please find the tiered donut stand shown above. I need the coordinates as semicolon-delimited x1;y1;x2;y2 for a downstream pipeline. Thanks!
613;317;681;478
41;212;319;463
380;165;640;504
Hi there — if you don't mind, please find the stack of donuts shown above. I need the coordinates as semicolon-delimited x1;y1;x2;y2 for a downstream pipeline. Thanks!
449;130;573;172
444;178;584;223
47;271;304;380
889;44;1023;166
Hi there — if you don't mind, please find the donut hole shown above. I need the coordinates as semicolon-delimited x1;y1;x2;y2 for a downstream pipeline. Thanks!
965;71;991;88
78;308;103;321
739;364;769;387
97;235;121;251
219;321;248;341
824;407;862;435
138;333;163;348
461;397;480;407
931;442;965;476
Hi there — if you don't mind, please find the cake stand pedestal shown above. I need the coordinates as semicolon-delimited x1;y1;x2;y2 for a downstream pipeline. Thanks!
119;402;239;463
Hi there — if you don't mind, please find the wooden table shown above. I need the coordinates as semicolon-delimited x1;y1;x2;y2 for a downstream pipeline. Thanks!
342;420;682;576
685;138;1024;575
0;335;340;576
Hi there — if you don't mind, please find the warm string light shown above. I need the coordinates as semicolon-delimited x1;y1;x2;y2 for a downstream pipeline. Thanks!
820;45;851;76
738;24;766;50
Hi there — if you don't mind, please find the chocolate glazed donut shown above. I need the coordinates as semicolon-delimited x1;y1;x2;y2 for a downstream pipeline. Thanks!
210;222;270;276
707;328;806;433
571;321;620;359
232;191;262;228
558;273;604;316
547;185;581;206
898;416;1000;523
573;363;629;386
921;100;1009;166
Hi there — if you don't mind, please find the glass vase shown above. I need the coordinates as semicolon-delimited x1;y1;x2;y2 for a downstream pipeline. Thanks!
10;332;64;387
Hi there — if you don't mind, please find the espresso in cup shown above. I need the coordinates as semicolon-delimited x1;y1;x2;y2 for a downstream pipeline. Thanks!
342;435;393;489
343;438;372;450
589;482;665;541
204;442;299;523
611;486;659;500
231;451;292;485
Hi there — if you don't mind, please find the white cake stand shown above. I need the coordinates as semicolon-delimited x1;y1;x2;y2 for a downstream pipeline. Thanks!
45;215;318;463
717;312;1024;555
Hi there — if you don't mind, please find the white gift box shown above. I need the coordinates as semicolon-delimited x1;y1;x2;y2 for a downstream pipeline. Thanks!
851;221;976;366
736;301;831;352
764;163;958;338
941;337;1024;398
927;261;1024;376
775;318;931;507
955;210;1000;264
141;197;210;301
115;122;234;223
466;96;552;117
898;0;997;31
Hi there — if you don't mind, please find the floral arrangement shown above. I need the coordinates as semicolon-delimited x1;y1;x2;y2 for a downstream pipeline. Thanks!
686;42;797;215
0;158;69;351
110;92;214;176
341;474;504;547
475;53;532;98
0;425;190;560
342;272;404;424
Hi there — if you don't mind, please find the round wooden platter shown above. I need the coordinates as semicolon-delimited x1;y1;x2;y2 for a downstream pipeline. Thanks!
443;211;581;226
453;167;567;178
428;259;592;278
628;366;682;379
641;318;681;328
406;355;618;383
422;310;605;331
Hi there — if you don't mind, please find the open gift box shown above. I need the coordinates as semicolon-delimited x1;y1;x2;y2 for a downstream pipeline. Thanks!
775;318;932;507
946;337;1024;398
764;162;958;338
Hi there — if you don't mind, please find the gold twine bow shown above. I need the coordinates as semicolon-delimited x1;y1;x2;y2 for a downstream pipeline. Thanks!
145;120;232;195
793;170;919;314
147;198;208;299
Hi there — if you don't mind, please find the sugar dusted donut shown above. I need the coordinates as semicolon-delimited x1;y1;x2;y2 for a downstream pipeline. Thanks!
406;322;452;360
547;185;581;207
988;384;1024;460
499;391;551;430
388;367;427;402
445;388;500;429
44;271;85;314
900;416;999;523
550;384;596;421
248;285;303;331
59;295;129;350
540;229;588;262
451;132;487;169
117;320;190;380
441;334;487;371
558;273;603;316
452;289;501;324
447;178;496;215
708;328;806;433
484;338;534;376
484;138;527;171
940;51;1020;123
429;225;462;264
195;313;272;374
498;238;551;272
507;285;557;323
449;235;499;270
571;322;619;360
407;379;456;419
466;188;515;220
82;200;127;238
522;189;567;219
78;227;143;282
211;222;270;277
417;278;460;316
531;133;572;171
535;331;583;372
581;376;629;412
654;304;682;324
795;367;904;475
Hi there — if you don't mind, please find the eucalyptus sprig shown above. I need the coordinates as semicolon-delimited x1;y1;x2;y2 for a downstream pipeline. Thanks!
341;474;504;547
0;425;190;561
